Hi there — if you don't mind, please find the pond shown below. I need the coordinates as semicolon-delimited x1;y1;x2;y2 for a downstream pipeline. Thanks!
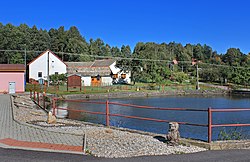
54;95;250;141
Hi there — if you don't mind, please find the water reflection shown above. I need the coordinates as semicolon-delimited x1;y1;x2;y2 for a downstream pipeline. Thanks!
56;102;69;118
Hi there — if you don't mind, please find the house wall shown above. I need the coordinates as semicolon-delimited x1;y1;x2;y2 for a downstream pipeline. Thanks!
109;61;131;84
81;76;112;86
82;77;91;86
119;71;131;84
0;72;24;93
110;61;120;74
29;51;66;81
102;77;113;86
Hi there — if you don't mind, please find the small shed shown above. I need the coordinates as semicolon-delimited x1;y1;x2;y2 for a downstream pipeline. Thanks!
67;74;82;91
0;64;25;94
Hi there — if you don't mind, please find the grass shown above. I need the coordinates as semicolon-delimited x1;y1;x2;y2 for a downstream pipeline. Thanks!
26;81;225;96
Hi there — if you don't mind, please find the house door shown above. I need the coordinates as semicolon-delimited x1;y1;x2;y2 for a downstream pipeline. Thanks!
9;82;16;94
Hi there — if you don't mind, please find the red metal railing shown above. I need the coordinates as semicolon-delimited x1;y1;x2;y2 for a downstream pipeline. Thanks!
30;90;47;110
208;108;250;143
29;90;250;143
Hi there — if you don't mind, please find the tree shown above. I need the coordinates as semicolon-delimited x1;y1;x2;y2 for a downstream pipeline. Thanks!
111;46;122;57
193;44;204;61
199;67;220;82
203;44;213;61
121;45;131;57
89;38;105;56
49;74;67;85
223;48;243;66
64;26;89;61
172;72;189;83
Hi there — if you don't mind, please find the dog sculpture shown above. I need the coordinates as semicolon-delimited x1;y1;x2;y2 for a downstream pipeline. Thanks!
166;122;180;145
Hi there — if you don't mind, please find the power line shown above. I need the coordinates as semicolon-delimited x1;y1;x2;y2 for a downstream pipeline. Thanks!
199;62;250;70
0;49;249;69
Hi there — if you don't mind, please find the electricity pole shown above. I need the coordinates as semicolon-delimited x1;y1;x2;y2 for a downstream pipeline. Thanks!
24;45;27;88
24;45;26;68
47;52;50;87
196;64;200;90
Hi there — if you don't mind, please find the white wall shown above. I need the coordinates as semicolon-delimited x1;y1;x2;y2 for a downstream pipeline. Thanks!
102;77;113;86
29;50;67;80
110;61;120;74
82;77;91;86
120;71;131;84
109;61;131;84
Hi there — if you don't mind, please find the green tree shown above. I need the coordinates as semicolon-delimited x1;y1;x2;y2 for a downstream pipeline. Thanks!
172;72;189;83
64;26;89;61
199;68;220;82
121;45;131;57
49;73;67;85
111;46;122;57
89;38;105;56
223;48;243;66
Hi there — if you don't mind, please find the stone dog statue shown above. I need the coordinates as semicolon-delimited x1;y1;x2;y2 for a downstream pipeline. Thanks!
47;111;56;124
166;122;180;145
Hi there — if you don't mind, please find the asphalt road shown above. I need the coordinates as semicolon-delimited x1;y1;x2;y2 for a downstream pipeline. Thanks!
1;147;250;162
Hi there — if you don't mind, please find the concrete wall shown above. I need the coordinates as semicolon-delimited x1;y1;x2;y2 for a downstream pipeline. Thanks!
0;72;24;93
29;51;67;81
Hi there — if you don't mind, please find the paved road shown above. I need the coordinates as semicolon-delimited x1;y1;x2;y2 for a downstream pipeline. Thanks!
1;147;250;162
0;95;82;146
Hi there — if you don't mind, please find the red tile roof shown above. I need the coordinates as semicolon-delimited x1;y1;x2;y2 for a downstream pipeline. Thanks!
0;64;25;71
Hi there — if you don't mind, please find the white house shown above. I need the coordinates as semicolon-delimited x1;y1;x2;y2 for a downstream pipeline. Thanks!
66;59;131;86
28;49;67;82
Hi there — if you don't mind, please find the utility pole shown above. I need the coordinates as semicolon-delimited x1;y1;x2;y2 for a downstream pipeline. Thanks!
24;45;27;88
24;45;26;68
196;63;200;90
47;52;50;87
61;46;64;61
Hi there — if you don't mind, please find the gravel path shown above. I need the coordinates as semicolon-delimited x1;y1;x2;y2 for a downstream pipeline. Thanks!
13;94;207;158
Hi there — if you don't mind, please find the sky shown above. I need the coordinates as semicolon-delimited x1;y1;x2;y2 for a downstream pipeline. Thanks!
1;0;250;54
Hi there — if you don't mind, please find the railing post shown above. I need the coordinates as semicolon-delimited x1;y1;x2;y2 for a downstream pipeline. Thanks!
52;98;56;116
37;92;39;106
208;107;212;143
43;92;46;109
34;91;36;101
106;100;110;127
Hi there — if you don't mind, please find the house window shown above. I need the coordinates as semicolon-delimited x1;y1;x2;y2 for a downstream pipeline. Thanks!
121;74;126;79
38;72;42;78
113;74;118;78
55;72;58;75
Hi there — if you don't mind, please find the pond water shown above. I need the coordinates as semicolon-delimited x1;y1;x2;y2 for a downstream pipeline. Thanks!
55;95;250;141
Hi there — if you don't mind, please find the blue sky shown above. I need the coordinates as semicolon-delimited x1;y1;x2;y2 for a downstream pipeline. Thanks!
1;0;250;54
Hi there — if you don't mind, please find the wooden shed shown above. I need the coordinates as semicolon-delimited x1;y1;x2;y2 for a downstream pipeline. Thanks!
67;74;82;91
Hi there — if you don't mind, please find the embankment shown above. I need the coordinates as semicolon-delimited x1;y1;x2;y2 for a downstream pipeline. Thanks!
63;89;229;100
